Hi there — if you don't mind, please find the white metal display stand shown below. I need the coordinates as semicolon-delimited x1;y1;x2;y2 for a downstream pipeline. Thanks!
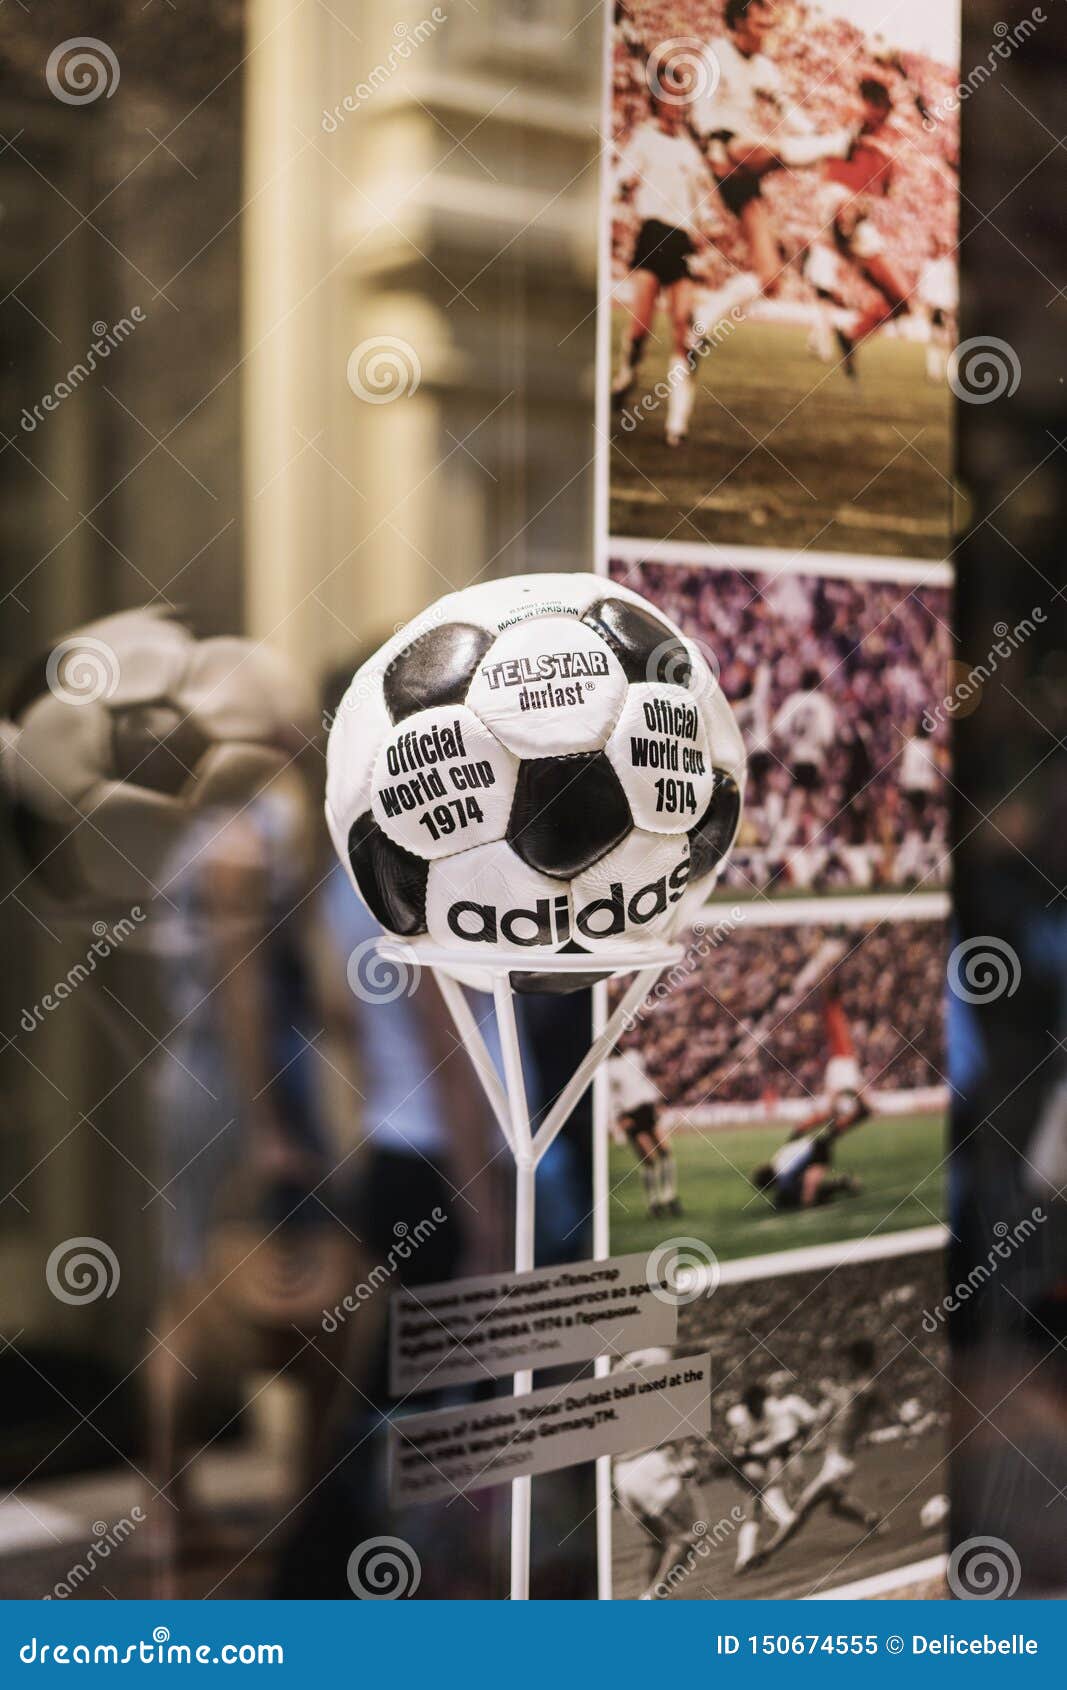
377;939;680;1601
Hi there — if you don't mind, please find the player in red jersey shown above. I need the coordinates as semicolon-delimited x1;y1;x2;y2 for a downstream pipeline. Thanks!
808;78;910;376
749;992;872;1210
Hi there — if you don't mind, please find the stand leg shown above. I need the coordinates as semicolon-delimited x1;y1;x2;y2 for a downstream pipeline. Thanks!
510;1156;535;1601
416;958;674;1603
531;964;664;1160
492;978;537;1601
591;982;614;1599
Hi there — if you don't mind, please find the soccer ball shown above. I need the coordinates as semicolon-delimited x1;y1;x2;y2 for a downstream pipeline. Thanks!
2;606;315;914
325;573;744;992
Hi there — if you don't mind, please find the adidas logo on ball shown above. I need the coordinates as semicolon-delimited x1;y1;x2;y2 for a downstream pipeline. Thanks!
446;861;690;947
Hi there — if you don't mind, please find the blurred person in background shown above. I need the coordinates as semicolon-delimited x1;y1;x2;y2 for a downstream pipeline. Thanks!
141;660;364;1595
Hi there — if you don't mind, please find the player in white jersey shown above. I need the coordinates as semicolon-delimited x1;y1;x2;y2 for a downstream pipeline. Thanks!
614;1441;706;1598
747;1339;887;1567
728;1380;820;1572
896;717;942;882
611;97;720;445
614;1349;705;1599
918;249;958;383
608;1048;680;1218
772;670;838;791
687;0;852;297
613;0;643;60
900;719;940;813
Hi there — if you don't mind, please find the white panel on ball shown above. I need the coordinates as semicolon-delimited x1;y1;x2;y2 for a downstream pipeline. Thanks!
465;616;628;757
370;705;517;860
604;683;715;835
447;572;606;632
325;666;393;862
702;668;746;787
571;831;690;949
425;839;572;956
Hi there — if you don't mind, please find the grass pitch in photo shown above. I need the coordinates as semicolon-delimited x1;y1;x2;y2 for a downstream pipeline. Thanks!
612;1247;947;1600
609;1107;944;1262
606;909;946;1260
609;315;953;557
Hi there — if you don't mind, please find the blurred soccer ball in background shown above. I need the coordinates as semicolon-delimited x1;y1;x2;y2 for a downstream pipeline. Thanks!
1;606;315;915
326;573;745;992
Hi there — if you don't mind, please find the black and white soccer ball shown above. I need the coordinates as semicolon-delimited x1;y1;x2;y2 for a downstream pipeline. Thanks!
1;606;315;914
325;573;745;993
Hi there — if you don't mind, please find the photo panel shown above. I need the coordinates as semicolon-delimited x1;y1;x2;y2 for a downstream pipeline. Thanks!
607;895;948;1263
609;546;952;900
611;1241;948;1600
604;0;960;557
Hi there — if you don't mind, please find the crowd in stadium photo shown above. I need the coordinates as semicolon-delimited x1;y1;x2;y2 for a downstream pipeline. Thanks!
617;916;945;1106
612;557;951;894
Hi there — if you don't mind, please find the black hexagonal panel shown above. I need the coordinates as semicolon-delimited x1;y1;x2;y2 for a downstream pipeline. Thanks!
507;752;632;879
688;770;742;883
110;704;211;796
347;810;428;934
583;597;691;687
383;622;495;723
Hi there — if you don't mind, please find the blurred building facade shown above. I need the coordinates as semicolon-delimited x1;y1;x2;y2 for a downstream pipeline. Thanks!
0;0;599;1452
242;0;601;667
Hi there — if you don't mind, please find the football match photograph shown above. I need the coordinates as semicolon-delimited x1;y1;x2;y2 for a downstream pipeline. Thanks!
607;902;947;1260
610;549;952;897
611;1244;948;1599
606;0;959;556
